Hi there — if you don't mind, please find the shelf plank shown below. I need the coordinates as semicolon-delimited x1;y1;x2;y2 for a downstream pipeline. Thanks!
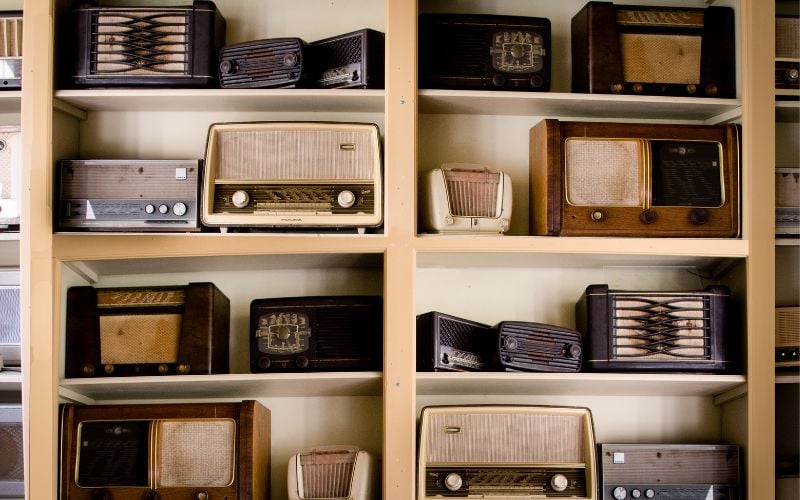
419;90;742;123
416;372;745;398
54;89;385;114
59;372;383;403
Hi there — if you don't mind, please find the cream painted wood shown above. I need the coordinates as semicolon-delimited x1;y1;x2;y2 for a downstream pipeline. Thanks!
18;0;783;499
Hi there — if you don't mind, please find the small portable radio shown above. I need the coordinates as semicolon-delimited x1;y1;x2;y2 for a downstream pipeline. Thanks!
0;12;22;89
311;28;385;89
219;37;310;89
288;445;377;500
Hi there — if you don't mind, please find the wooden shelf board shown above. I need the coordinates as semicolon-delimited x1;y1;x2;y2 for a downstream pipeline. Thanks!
59;372;383;403
54;89;385;114
419;90;742;123
416;372;746;398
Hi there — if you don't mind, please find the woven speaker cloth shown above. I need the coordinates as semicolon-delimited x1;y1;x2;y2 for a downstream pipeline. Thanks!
157;420;235;487
99;314;181;364
620;33;701;84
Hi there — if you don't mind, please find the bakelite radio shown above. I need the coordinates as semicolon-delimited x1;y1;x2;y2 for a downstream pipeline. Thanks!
219;37;310;89
571;1;736;98
65;283;230;378
776;15;799;95
776;167;800;236
529;120;740;238
59;400;271;500
310;28;385;89
288;445;378;500
776;306;799;368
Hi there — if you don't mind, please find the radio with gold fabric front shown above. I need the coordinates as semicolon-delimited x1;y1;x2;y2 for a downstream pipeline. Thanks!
65;282;230;378
529;119;740;237
202;121;382;230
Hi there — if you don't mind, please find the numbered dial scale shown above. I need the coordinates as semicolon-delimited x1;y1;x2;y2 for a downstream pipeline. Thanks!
490;30;545;74
250;296;382;372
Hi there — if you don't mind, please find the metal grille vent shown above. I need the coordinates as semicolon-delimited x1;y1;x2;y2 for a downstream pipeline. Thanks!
299;448;356;498
90;10;189;76
444;168;500;217
315;306;377;359
0;286;19;344
425;25;485;77
439;317;490;351
316;36;361;67
776;17;800;59
220;39;302;87
611;294;711;360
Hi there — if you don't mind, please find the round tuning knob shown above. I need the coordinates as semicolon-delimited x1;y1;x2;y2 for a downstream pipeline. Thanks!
231;190;250;209
219;59;234;75
172;202;187;217
689;208;710;226
639;209;657;225
550;473;569;492
613;486;628;500
645;489;655;498
337;190;356;208
444;473;463;491
787;68;799;82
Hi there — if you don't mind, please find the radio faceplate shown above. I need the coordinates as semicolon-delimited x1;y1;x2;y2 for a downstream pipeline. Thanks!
219;37;309;89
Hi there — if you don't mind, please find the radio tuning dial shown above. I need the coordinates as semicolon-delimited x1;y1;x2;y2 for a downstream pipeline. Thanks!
145;204;155;214
173;202;187;216
337;190;356;208
644;489;655;498
444;473;463;491
591;210;606;222
232;190;250;208
613;486;628;499
550;473;569;492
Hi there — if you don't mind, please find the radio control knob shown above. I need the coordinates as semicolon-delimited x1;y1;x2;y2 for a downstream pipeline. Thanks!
787;68;800;82
91;489;111;500
645;489;655;498
258;357;271;370
158;204;169;214
296;356;309;368
444;473;463;491
631;488;642;498
566;343;582;358
611;83;624;94
337;190;356;208
158;364;169;375
530;75;544;88
689;208;710;226
591;210;606;222
173;202;187;216
219;59;234;75
503;337;518;350
177;363;190;374
705;83;719;96
195;492;209;500
613;486;628;500
492;74;506;87
632;83;644;94
550;473;569;492
231;190;250;208
686;84;697;94
143;489;159;500
104;364;114;374
145;204;155;214
283;53;298;67
82;364;95;376
639;209;657;224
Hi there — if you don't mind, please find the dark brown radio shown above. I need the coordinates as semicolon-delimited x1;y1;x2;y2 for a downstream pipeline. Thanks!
419;13;551;91
776;15;799;94
59;400;270;500
0;405;23;498
69;0;226;88
529;119;740;238
65;282;230;378
494;321;582;373
571;1;735;98
0;12;22;90
416;311;493;372
250;296;382;372
776;306;799;368
310;28;385;89
418;405;597;499
576;284;737;373
776;168;800;236
219;37;310;89
598;444;740;500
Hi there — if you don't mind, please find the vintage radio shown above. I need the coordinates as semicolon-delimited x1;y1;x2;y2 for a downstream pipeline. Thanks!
70;0;226;88
65;282;230;378
571;2;735;98
56;159;202;232
598;444;740;500
59;400;270;500
250;295;382;372
776;167;800;236
416;311;493;372
0;269;19;372
776;306;799;368
776;15;799;95
420;164;512;234
576;284;736;373
494;321;582;373
288;445;377;500
202;121;382;230
219;37;310;89
419;13;551;91
0;405;23;498
0;126;19;230
418;405;597;499
310;28;385;89
0;12;22;89
529;120;740;238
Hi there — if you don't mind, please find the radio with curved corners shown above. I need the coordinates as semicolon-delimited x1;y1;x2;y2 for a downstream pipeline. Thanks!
0;405;23;498
288;445;377;500
530;119;740;238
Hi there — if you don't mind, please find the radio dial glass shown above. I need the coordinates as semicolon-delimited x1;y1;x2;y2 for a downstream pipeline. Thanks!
490;30;544;73
256;312;310;354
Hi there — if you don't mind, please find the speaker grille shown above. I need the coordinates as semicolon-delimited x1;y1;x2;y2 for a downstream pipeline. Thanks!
157;420;235;487
601;445;739;484
776;17;800;59
219;39;304;88
611;294;710;360
776;307;800;346
214;127;378;180
0;421;22;480
424;411;584;464
299;448;356;497
0;17;21;58
315;35;362;68
438;316;490;351
776;170;800;207
0;286;19;345
90;10;189;76
565;139;643;206
99;314;181;364
315;305;378;360
443;168;500;217
0;128;20;201
619;34;701;84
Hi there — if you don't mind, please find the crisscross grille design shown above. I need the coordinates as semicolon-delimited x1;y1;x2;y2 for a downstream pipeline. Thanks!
611;294;711;360
91;10;189;76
